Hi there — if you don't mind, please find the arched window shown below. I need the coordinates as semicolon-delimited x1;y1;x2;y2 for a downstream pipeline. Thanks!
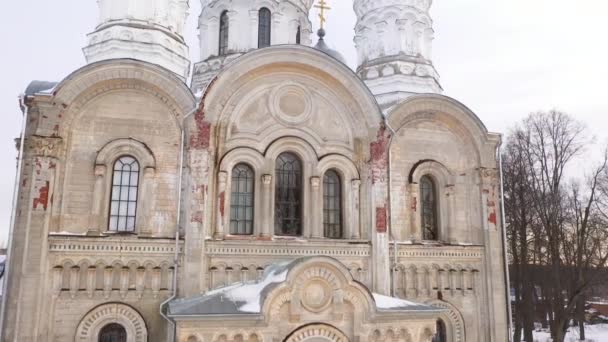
98;323;127;342
275;153;302;236
323;170;342;239
420;175;438;240
109;156;140;232
258;8;271;48
296;25;301;44
230;164;255;235
432;319;447;342
219;10;229;55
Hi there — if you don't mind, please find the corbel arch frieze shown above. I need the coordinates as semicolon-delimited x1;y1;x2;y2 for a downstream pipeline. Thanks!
75;303;148;342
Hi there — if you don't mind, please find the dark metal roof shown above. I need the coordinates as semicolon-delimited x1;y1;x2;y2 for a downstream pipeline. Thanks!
168;257;441;317
313;28;346;64
24;81;58;96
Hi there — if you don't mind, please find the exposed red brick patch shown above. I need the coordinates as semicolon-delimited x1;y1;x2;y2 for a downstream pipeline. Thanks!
370;125;391;184
488;211;497;225
190;78;217;150
33;181;50;210
191;212;203;223
376;206;387;233
411;196;417;212
218;191;226;217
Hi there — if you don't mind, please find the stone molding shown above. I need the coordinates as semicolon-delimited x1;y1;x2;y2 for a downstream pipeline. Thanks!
205;240;371;258
284;324;349;342
394;244;484;259
425;300;466;342
52;60;195;126
48;236;183;256
75;303;148;342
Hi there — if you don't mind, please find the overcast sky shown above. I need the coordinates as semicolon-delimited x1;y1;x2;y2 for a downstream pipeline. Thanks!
1;1;607;246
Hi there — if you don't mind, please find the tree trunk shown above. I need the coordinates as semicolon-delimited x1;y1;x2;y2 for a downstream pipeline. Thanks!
576;295;585;341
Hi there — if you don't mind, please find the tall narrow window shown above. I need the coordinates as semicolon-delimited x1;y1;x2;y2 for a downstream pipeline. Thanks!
219;10;229;55
420;175;438;240
258;8;271;48
296;25;301;44
323;170;342;239
432;320;447;342
275;153;302;236
230;164;255;235
98;323;127;342
109;156;140;232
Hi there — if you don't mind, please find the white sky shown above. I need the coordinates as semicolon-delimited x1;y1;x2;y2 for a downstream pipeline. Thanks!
0;0;607;246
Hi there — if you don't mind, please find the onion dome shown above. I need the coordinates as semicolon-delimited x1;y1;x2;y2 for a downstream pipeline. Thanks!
313;28;346;64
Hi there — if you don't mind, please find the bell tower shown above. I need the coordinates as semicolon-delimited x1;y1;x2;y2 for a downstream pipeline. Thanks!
83;0;191;80
191;0;314;94
354;0;442;109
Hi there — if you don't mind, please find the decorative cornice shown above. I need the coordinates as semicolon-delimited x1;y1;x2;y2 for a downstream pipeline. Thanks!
205;240;371;258
48;236;183;256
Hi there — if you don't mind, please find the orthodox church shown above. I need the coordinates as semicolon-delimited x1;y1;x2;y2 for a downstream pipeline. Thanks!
0;0;510;341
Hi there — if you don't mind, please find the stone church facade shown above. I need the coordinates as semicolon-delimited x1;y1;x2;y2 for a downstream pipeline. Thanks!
0;0;509;341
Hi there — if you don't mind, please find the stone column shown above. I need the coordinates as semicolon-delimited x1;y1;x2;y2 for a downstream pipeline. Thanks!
215;171;228;239
89;164;107;235
351;179;361;239
271;12;283;44
138;166;155;236
409;183;421;240
249;10;258;48
261;174;273;237
310;177;322;238
227;11;238;51
86;266;96;298
445;185;456;243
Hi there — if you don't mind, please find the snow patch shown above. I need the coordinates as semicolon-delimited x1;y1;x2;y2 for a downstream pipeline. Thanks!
373;293;419;309
532;324;608;342
206;264;290;313
49;231;87;236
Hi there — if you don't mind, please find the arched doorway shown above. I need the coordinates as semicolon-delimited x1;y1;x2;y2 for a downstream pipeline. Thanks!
99;323;127;342
284;324;349;342
432;319;447;342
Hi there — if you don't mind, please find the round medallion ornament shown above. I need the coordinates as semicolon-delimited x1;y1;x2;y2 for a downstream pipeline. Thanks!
301;279;332;312
269;83;313;126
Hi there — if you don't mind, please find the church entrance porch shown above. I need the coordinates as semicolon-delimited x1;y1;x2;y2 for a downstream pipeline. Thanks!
168;257;443;342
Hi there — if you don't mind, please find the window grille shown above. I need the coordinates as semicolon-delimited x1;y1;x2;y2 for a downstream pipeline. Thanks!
230;164;255;235
323;170;342;239
219;10;229;55
108;156;139;232
275;153;302;236
420;175;438;240
258;8;271;48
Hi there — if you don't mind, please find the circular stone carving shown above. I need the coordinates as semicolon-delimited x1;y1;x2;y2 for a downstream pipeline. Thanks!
270;83;313;125
75;303;147;342
302;279;332;312
284;324;349;342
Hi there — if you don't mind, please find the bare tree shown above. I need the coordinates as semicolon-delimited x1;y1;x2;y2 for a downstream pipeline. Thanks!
504;110;608;342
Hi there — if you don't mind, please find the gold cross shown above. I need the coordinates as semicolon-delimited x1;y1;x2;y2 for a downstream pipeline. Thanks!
314;0;331;29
